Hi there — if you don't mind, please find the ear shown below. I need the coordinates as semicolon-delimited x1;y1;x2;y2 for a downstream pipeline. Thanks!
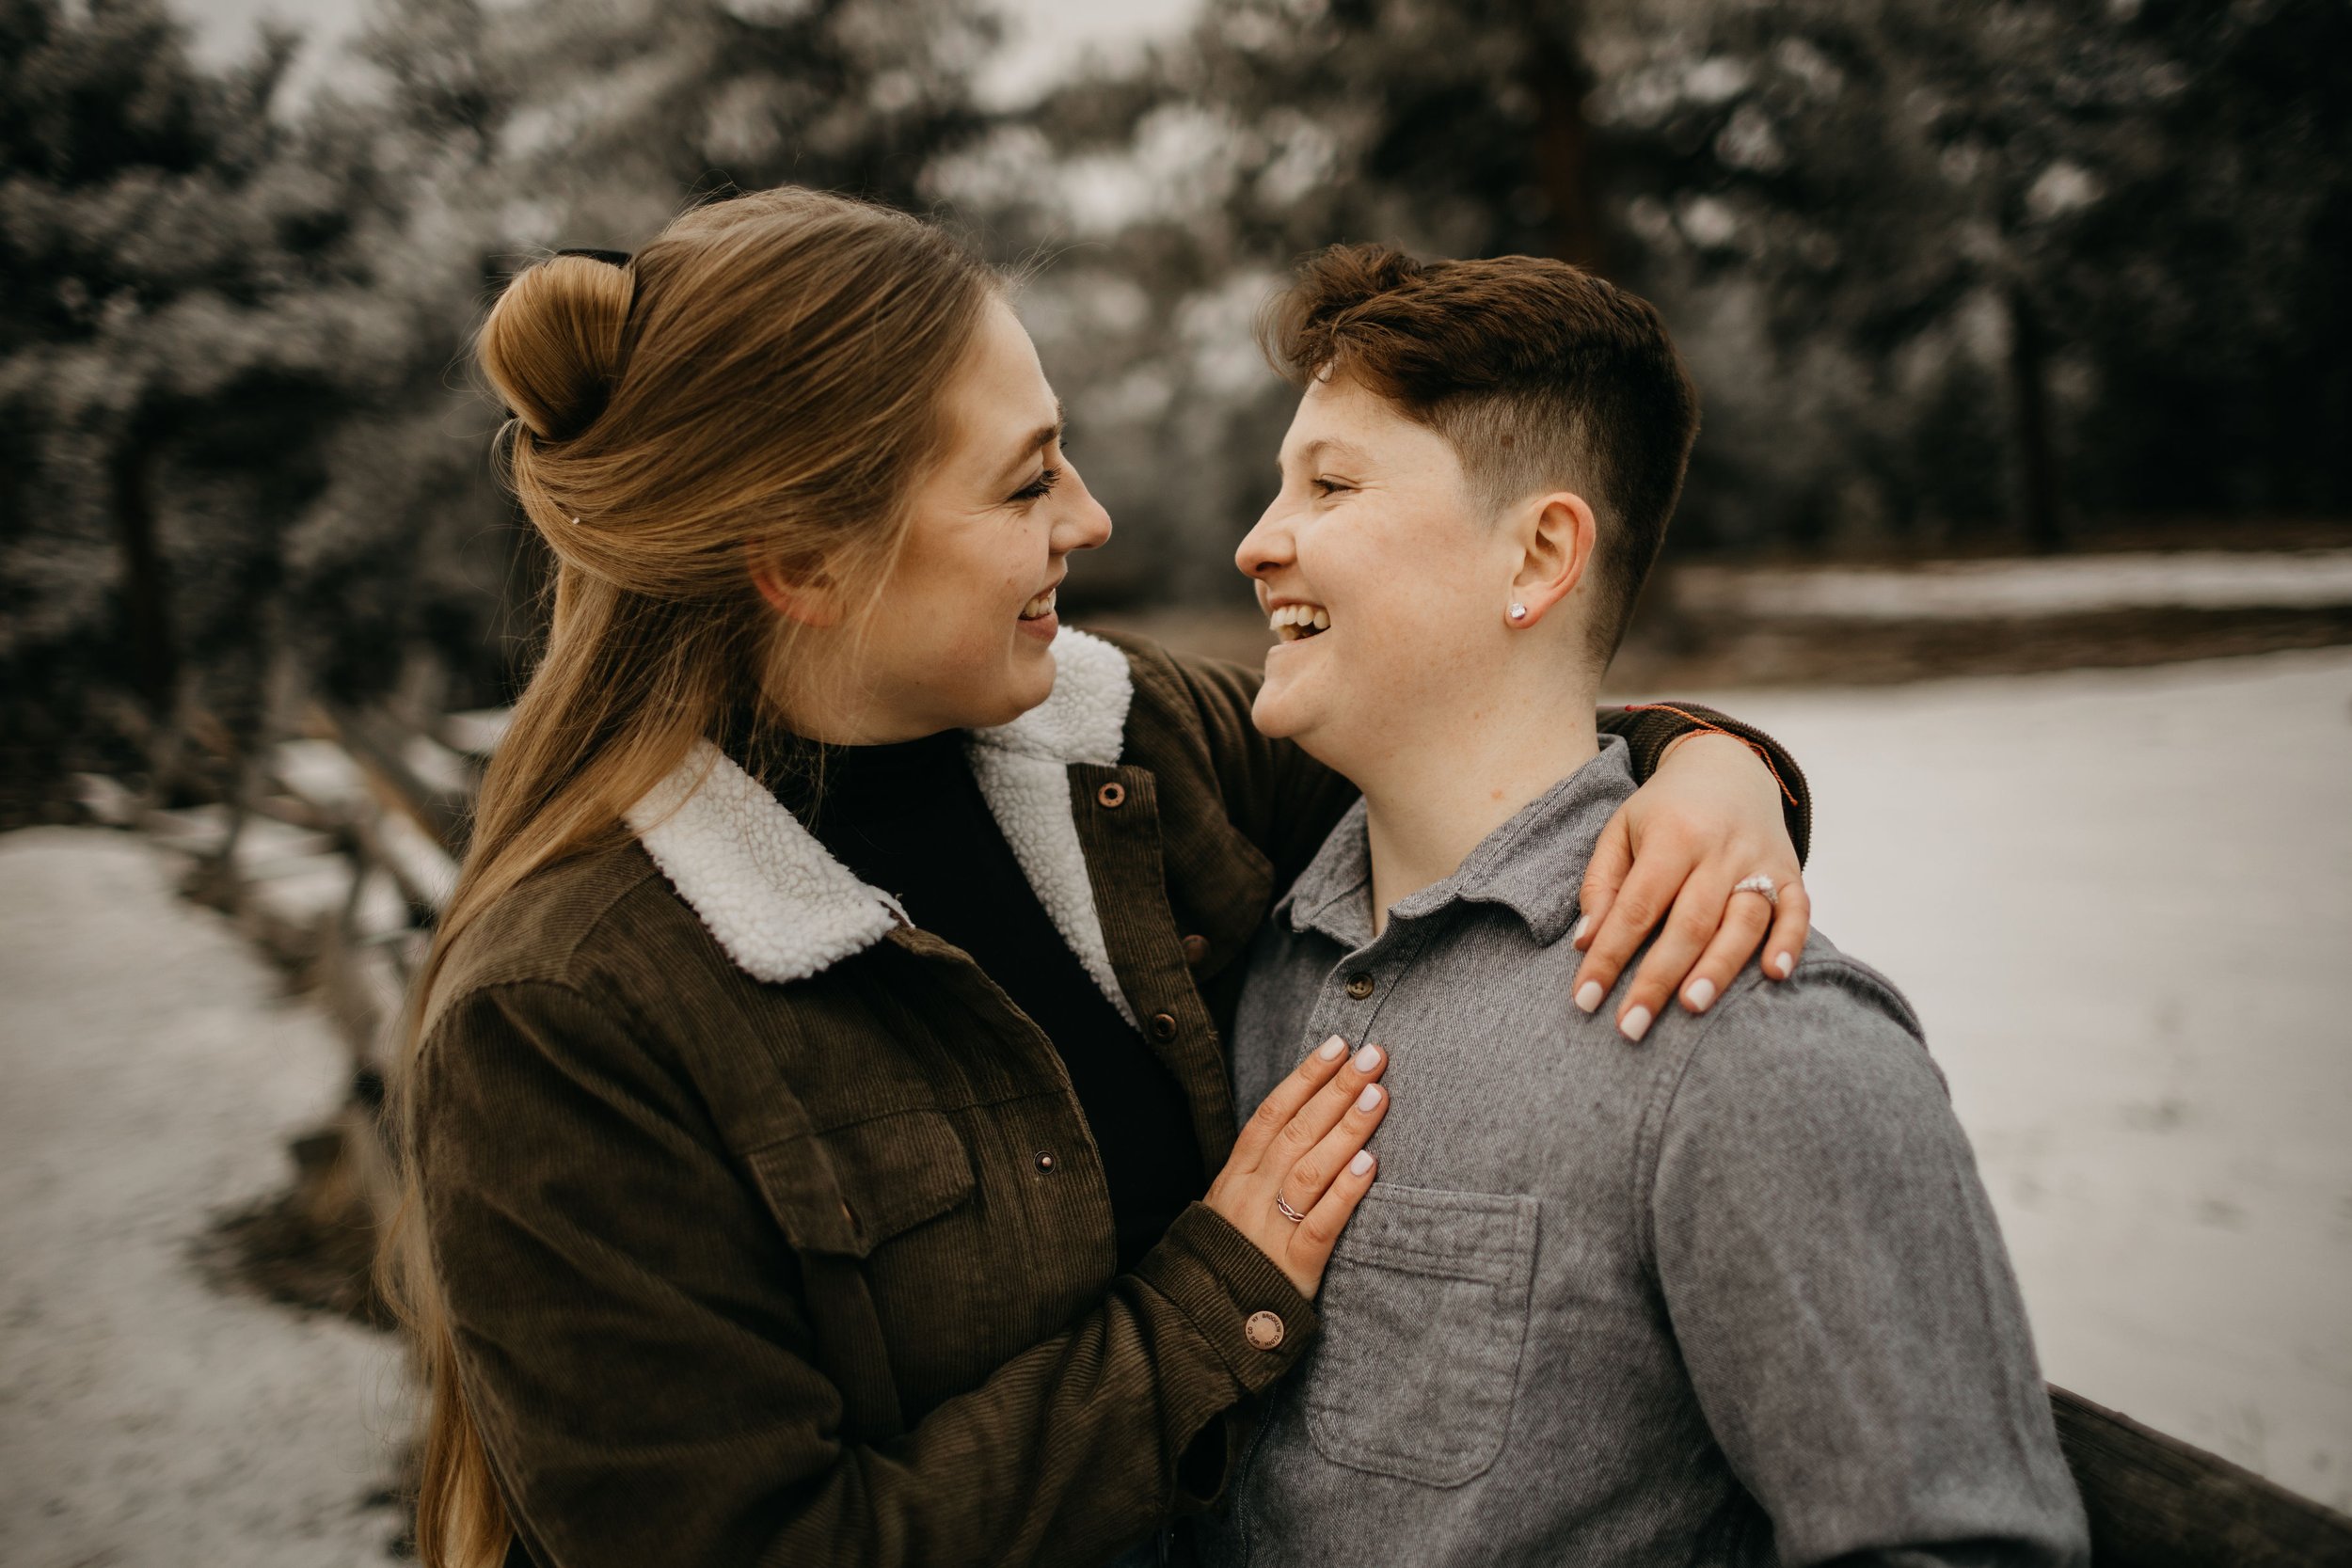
1504;490;1598;627
747;542;843;629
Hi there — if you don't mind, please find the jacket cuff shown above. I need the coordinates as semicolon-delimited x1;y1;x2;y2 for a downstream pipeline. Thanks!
1136;1202;1320;1397
1607;702;1815;866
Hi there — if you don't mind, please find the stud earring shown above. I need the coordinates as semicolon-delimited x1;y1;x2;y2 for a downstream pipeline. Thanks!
1508;602;1529;623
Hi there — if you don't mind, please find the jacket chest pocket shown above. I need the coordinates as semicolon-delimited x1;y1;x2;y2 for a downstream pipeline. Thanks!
746;1108;977;1259
743;1109;978;1438
1299;1182;1539;1488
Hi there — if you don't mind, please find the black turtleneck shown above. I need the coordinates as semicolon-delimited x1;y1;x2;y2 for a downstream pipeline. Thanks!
769;729;1207;1275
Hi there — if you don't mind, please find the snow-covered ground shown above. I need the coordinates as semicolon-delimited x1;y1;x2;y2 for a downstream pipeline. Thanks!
0;830;405;1568
1675;546;2352;620
1;647;2345;1558
1698;647;2352;1511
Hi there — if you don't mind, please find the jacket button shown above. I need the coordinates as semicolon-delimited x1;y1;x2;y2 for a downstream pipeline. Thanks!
1034;1151;1057;1173
1344;972;1375;1000
1148;1012;1179;1042
1096;781;1127;809
1181;933;1210;966
1244;1310;1285;1351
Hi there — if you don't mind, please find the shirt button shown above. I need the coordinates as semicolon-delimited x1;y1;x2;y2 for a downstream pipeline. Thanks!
1181;933;1210;966
1148;1012;1179;1042
1244;1310;1286;1351
1344;972;1375;1000
1096;781;1127;809
1034;1151;1057;1173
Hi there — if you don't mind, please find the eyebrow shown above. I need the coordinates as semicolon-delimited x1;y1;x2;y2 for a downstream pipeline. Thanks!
1286;436;1375;472
995;400;1067;486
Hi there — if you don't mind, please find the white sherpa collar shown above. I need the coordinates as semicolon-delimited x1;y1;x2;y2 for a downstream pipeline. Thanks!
625;629;1137;1022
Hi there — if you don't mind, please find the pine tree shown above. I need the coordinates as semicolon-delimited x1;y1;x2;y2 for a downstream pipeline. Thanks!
0;0;1016;820
996;0;2351;569
0;0;402;816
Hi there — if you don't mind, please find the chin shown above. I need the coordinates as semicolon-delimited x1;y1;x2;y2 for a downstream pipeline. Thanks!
1248;682;1295;739
977;654;1057;728
1250;680;1327;747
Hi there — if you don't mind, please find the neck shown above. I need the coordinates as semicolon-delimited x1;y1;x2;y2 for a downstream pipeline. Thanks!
1352;673;1600;936
757;658;938;747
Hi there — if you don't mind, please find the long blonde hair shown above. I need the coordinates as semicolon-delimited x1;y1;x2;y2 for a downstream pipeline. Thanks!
379;187;998;1568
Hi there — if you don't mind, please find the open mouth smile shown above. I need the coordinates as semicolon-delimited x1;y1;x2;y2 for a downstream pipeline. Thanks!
1020;586;1058;621
1268;602;1330;642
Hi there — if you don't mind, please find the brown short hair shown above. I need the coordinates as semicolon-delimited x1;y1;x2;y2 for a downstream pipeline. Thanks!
1260;244;1699;662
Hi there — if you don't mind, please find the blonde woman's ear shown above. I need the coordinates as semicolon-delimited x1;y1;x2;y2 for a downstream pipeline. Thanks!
746;543;843;628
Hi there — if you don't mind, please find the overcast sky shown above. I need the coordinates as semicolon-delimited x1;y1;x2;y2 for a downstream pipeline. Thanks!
172;0;1202;109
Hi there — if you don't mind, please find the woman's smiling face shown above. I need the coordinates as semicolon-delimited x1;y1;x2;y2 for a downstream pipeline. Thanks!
770;295;1113;742
1235;373;1523;774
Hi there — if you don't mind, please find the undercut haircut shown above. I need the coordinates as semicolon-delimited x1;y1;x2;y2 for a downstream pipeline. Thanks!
1260;243;1700;664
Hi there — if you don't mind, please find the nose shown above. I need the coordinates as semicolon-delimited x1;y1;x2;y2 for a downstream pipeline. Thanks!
1234;497;1294;584
1051;463;1113;557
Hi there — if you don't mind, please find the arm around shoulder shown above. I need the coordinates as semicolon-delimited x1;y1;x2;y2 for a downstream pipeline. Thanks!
412;977;1319;1568
1645;958;2088;1566
1599;702;1814;864
1106;631;1812;879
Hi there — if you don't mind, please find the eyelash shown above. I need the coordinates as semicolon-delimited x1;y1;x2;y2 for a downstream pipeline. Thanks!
1011;465;1063;503
1312;475;1353;497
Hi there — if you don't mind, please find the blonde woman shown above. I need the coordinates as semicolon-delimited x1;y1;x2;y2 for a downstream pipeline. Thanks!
387;188;1815;1568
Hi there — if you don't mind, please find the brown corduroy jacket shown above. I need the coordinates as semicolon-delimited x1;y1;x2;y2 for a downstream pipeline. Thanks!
412;629;1810;1568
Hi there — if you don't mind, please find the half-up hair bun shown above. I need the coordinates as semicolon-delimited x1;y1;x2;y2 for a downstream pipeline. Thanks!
477;253;635;442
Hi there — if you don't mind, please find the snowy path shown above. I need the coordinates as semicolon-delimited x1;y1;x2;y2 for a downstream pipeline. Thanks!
0;829;403;1567
1696;648;2352;1510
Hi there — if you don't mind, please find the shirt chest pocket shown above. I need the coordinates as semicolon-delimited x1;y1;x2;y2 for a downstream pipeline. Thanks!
1300;1182;1539;1488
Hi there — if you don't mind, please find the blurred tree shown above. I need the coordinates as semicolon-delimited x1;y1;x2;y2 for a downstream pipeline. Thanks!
2064;0;2352;521
0;0;1013;821
1584;0;2351;548
378;0;1003;257
998;0;2350;571
955;0;1617;602
292;0;1012;701
0;0;416;816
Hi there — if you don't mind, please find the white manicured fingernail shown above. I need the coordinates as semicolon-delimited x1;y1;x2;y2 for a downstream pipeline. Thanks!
1356;1084;1382;1112
1571;914;1592;944
1352;1044;1383;1073
1575;980;1603;1013
1349;1150;1375;1177
1684;978;1716;1011
1772;951;1794;978
1620;1006;1654;1042
1318;1036;1347;1061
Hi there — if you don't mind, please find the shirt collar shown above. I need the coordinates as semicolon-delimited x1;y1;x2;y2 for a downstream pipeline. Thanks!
1276;736;1638;950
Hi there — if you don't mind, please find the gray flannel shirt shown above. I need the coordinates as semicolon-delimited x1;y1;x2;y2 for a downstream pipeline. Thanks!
1196;737;2088;1568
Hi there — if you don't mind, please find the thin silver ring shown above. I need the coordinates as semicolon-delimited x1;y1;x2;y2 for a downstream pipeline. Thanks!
1274;1193;1309;1225
1732;874;1780;908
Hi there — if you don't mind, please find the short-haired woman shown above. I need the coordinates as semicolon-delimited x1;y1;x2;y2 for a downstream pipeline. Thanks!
1200;244;2085;1568
387;188;1814;1568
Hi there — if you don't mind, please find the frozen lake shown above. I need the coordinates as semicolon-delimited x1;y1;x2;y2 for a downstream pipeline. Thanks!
1700;646;2352;1511
0;646;2344;1564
